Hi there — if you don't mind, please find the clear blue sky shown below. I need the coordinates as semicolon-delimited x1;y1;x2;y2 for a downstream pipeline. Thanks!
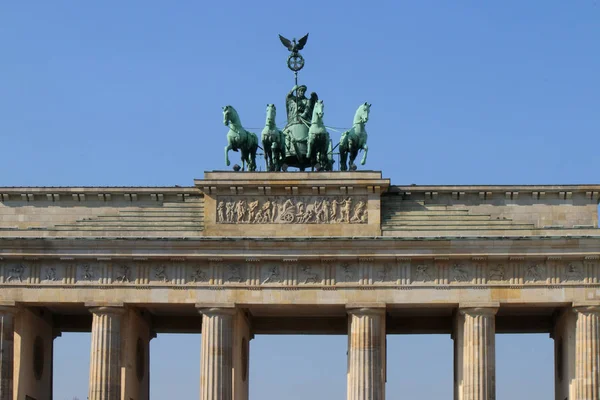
1;1;598;399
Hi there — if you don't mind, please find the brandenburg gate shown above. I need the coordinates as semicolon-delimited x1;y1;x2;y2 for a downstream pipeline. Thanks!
2;33;600;400
0;171;599;399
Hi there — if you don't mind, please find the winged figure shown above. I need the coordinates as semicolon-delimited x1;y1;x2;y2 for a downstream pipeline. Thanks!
279;33;309;55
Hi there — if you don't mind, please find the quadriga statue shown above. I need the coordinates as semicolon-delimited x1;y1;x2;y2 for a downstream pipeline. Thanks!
339;102;370;171
222;105;259;171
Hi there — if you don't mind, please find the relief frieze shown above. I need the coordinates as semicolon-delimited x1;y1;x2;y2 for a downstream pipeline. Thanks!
376;264;394;283
190;267;208;283
216;196;367;224
262;265;281;284
6;264;26;283
526;264;546;282
300;265;320;284
451;264;470;283
488;264;506;281
115;265;131;283
564;263;583;281
0;259;597;288
43;266;58;282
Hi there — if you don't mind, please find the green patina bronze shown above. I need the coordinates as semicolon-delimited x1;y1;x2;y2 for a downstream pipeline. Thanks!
223;105;258;171
261;104;285;171
339;102;370;171
307;100;334;171
221;33;371;172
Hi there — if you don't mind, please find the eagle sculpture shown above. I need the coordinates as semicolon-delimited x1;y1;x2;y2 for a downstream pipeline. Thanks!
278;33;309;55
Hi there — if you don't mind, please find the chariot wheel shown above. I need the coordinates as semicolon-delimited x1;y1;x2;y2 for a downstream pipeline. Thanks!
281;211;295;223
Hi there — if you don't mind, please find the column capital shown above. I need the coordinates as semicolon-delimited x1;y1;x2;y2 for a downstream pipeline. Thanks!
459;304;499;317
346;303;386;316
196;304;237;316
88;306;126;316
573;304;600;314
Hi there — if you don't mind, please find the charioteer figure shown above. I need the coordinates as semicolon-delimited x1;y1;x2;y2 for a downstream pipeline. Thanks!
285;84;318;127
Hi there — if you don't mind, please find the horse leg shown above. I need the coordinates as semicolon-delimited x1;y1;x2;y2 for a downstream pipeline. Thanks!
263;138;271;171
306;133;314;160
340;147;348;171
349;149;358;170
361;144;368;165
250;147;257;171
225;143;233;167
272;143;280;171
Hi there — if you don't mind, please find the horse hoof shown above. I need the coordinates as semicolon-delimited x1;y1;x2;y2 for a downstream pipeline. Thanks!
350;164;358;171
233;164;241;172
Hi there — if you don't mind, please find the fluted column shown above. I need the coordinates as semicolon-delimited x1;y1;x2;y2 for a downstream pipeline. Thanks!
0;307;16;400
347;306;386;400
88;307;125;400
459;307;497;400
574;305;600;400
199;307;236;400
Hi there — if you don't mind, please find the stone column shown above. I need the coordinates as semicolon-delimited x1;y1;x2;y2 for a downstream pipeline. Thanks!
0;307;16;400
199;307;236;400
574;305;600;400
14;307;55;400
88;307;125;400
456;306;498;400
346;306;386;400
121;308;152;400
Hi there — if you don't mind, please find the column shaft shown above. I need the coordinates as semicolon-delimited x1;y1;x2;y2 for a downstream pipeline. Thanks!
460;307;497;400
347;307;385;400
0;308;15;400
575;306;600;400
200;308;235;400
88;307;125;400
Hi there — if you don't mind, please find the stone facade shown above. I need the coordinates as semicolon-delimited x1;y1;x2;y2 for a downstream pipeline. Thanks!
0;171;599;399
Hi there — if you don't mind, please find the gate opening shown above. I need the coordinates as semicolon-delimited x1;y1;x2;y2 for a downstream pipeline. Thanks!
250;335;346;400
150;333;201;398
496;333;553;400
53;332;90;399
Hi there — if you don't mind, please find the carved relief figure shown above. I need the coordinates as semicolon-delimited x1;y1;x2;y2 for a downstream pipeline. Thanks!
301;266;319;284
341;198;352;223
154;266;168;282
565;264;582;281
227;265;243;283
452;264;469;282
331;199;340;222
377;264;392;282
351;201;366;223
190;268;207;283
217;201;226;223
248;200;259;222
415;265;431;281
342;263;355;282
263;266;281;284
236;200;246;223
226;202;235;222
488;265;506;281
7;264;25;283
82;265;94;281
320;199;330;222
526;264;543;282
116;266;131;283
44;267;57;281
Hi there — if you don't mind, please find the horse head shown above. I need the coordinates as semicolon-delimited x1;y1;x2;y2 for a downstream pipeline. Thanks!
354;102;371;125
265;104;276;127
222;105;241;128
311;100;325;124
